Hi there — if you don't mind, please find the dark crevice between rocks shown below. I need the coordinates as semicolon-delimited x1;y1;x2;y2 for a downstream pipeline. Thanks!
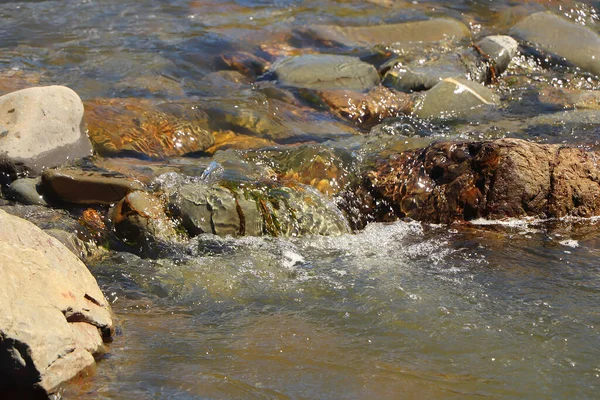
0;335;43;397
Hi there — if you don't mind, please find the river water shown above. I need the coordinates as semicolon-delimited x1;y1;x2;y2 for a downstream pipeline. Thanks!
1;0;599;398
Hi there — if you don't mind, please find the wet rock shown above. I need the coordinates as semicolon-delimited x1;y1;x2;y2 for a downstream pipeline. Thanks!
383;35;518;92
270;54;380;91
0;86;92;178
206;130;277;155
85;98;215;158
114;74;186;98
216;51;271;78
413;77;500;120
247;145;358;196
207;96;357;143
158;173;350;237
351;138;600;225
0;70;42;95
509;11;600;77
538;87;600;111
7;177;48;205
45;228;107;261
300;18;470;49
42;166;145;205
109;191;180;256
0;209;113;396
318;85;413;127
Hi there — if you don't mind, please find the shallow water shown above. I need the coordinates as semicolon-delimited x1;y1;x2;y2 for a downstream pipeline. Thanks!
2;0;600;398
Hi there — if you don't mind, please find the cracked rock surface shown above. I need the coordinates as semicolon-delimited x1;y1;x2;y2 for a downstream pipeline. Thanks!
351;138;600;225
0;209;113;396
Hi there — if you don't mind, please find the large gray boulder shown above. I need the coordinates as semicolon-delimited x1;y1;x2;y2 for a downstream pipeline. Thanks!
510;12;600;77
0;209;113;396
0;86;93;177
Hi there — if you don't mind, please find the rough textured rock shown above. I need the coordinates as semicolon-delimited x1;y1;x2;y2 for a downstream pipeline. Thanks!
85;98;215;159
350;138;600;225
0;209;113;396
509;11;600;77
0;85;92;177
301;18;470;49
42;166;145;205
413;77;499;120
270;54;380;91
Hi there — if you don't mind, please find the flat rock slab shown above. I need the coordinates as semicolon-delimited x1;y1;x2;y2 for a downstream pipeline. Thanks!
354;138;600;224
510;11;600;77
43;166;145;205
271;54;380;91
0;209;113;396
302;18;470;48
0;85;92;176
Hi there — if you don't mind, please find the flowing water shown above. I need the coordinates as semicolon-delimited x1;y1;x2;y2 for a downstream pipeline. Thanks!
1;0;600;398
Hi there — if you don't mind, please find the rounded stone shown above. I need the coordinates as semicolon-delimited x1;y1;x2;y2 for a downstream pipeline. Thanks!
0;86;92;176
271;54;380;91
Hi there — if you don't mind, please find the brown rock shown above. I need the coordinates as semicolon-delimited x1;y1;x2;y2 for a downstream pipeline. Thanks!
85;98;215;159
319;85;413;127
42;167;145;205
351;138;600;225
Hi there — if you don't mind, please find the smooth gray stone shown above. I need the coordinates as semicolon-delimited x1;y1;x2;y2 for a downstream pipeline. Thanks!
414;77;499;120
510;11;600;76
272;54;380;91
0;86;92;176
7;177;48;206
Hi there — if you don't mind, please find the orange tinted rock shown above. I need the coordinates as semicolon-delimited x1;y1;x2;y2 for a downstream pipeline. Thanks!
205;130;277;154
85;98;214;158
319;85;413;127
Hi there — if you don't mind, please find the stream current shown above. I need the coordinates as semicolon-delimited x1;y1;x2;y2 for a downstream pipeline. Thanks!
1;0;599;398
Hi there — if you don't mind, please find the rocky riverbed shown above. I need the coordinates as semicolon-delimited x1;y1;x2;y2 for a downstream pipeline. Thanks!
1;0;600;398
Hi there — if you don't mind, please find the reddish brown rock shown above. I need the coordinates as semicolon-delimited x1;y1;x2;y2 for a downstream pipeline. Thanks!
350;138;600;226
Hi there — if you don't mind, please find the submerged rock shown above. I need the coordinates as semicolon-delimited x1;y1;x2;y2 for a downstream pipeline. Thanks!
158;173;350;237
85;98;215;159
350;138;600;225
0;210;113;397
318;85;413;127
300;18;470;49
216;51;271;78
509;11;600;77
383;35;518;92
270;54;380;91
0;86;92;178
413;77;500;120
